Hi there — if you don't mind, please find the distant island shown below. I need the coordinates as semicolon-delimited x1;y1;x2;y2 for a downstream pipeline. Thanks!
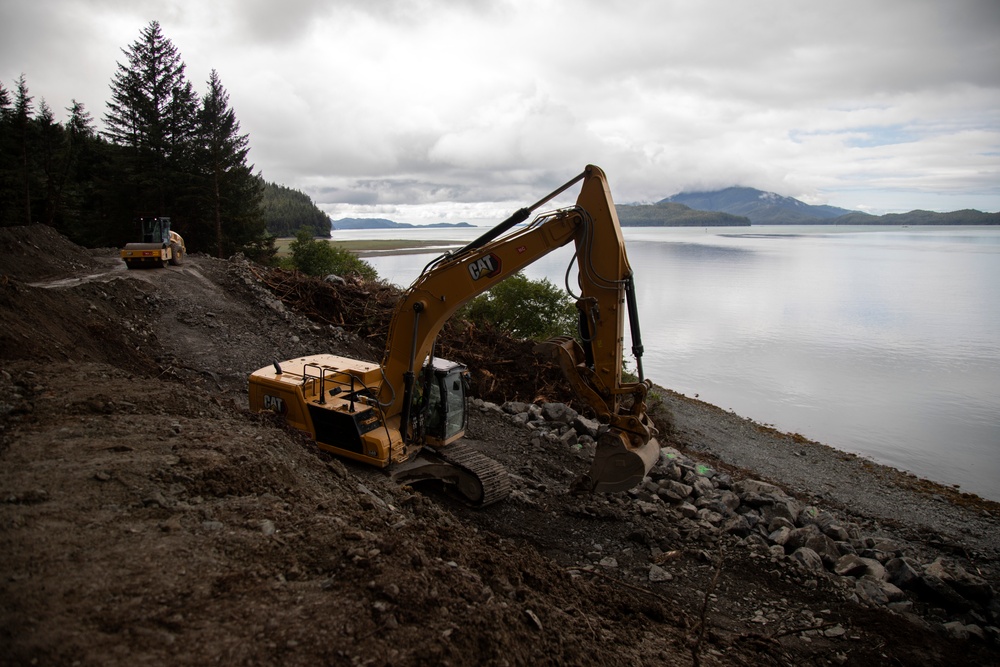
332;218;477;230
824;209;1000;226
661;187;1000;225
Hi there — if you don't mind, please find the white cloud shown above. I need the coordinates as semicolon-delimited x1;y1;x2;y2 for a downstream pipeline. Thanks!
2;0;998;219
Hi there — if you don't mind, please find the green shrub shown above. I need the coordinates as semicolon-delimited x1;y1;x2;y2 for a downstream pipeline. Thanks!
289;228;378;280
459;272;576;340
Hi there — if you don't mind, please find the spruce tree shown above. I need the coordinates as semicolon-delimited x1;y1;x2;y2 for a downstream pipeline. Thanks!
104;20;199;239
12;75;35;225
58;101;101;240
0;81;17;225
195;69;263;257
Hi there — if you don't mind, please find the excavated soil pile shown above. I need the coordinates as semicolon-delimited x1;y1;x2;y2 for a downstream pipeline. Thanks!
1;224;999;666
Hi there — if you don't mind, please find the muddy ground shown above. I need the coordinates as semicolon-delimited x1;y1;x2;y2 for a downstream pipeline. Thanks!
1;224;998;666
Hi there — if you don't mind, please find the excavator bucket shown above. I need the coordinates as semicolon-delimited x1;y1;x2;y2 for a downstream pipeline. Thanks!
587;430;661;493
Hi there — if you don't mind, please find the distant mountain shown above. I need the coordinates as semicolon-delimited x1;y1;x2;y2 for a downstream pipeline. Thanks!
331;218;476;230
662;187;853;224
661;187;1000;225
616;201;750;227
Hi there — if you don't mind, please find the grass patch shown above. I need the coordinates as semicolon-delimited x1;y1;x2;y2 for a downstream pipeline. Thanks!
273;237;463;257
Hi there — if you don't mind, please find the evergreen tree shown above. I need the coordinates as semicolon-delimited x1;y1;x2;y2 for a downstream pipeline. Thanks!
103;20;199;240
35;99;64;226
195;69;263;257
59;101;105;240
12;75;35;225
0;81;17;225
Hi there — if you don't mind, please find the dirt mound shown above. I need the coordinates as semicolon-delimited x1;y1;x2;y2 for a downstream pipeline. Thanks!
0;271;159;369
0;224;105;282
1;224;998;666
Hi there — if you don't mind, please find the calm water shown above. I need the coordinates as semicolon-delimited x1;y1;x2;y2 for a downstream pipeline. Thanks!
343;225;1000;501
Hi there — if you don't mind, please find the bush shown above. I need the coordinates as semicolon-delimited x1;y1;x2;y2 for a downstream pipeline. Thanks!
459;272;576;340
289;229;378;280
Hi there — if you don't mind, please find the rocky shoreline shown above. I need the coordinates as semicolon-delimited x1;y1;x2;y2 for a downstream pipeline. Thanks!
487;396;1000;645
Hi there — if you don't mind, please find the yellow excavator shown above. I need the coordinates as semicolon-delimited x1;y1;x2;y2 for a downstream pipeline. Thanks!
121;217;185;269
248;165;660;505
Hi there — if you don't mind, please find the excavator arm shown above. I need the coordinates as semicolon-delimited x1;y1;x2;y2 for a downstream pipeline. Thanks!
379;165;660;491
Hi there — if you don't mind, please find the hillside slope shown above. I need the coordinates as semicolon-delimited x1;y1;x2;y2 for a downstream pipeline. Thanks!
1;225;998;666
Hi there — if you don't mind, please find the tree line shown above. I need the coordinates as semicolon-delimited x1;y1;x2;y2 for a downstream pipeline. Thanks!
0;20;330;261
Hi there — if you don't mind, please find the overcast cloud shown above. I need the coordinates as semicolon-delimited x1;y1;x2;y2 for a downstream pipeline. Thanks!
3;0;999;223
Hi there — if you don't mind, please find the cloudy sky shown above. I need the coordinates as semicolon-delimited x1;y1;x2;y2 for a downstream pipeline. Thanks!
3;0;999;223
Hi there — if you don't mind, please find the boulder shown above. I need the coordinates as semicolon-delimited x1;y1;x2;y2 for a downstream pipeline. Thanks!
833;554;869;577
942;621;970;641
916;574;973;613
502;401;531;415
803;533;842;568
885;557;921;590
541;402;578;424
717;490;741;513
558;429;578;446
734;479;788;497
785;524;821;552
657;481;693;502
822;523;851;542
722;515;752;538
797;506;837;532
691;476;715;498
856;575;904;606
759;498;802;525
768;526;792;547
924;558;994;604
834;541;857;557
791;547;825;572
571;415;600;439
676;501;699;520
767;516;795;533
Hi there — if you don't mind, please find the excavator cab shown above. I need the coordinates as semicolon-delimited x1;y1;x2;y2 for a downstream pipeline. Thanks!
419;359;468;446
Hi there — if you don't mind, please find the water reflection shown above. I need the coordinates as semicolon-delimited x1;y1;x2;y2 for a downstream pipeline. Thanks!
363;226;1000;500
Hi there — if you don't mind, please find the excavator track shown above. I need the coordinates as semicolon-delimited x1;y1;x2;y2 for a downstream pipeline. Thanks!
435;442;511;507
391;442;511;507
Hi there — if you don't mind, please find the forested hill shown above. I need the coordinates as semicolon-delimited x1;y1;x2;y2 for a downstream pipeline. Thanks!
615;202;750;227
829;209;1000;225
261;181;332;237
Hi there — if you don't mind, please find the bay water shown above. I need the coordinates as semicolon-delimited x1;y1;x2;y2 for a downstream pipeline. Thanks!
340;225;1000;501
